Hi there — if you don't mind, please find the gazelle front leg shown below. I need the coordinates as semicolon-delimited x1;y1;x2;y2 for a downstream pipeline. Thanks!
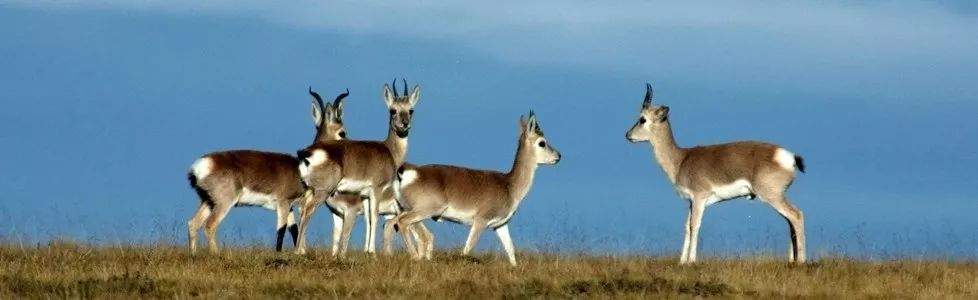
338;208;358;257
463;220;488;256
494;224;517;266
679;206;692;264
685;199;707;264
275;200;292;252
331;213;343;256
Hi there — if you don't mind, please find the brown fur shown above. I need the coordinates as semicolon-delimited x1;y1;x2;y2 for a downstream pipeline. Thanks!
385;113;560;265
186;88;348;254
626;84;805;264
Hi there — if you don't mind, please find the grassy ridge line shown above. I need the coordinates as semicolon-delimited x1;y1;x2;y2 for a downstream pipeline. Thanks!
1;243;977;299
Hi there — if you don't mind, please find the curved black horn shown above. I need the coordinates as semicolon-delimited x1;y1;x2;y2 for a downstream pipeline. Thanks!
391;78;399;97
402;78;408;97
643;83;654;107
309;86;325;109
333;88;349;107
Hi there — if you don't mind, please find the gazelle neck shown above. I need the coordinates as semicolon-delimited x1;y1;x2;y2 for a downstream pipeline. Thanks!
506;138;537;206
384;126;408;167
650;120;686;184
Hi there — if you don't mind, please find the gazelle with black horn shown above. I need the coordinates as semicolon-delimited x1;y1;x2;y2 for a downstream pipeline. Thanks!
186;88;349;254
294;79;424;255
626;83;807;264
384;111;561;266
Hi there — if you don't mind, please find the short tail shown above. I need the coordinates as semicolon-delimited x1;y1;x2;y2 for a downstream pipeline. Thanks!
188;172;214;206
794;155;806;173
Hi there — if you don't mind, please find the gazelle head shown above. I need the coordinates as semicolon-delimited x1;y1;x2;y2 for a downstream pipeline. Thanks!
383;78;421;138
310;87;350;143
626;83;670;143
296;146;343;194
520;111;561;165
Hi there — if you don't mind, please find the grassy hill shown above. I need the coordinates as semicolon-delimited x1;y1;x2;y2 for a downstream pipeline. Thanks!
1;242;976;298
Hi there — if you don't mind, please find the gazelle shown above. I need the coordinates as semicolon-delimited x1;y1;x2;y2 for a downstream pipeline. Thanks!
625;83;807;264
186;88;349;254
384;111;561;266
293;79;425;255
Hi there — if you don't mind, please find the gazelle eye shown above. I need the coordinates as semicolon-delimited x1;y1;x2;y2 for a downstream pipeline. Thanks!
409;109;414;114
302;159;311;166
639;117;647;124
389;109;396;115
338;131;346;139
538;141;547;148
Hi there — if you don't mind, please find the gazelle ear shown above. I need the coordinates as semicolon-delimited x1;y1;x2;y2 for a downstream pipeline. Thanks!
519;115;528;133
383;84;395;107
408;85;421;106
334;101;344;121
311;101;323;126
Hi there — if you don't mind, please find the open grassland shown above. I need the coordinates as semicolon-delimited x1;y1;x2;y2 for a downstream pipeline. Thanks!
1;242;977;299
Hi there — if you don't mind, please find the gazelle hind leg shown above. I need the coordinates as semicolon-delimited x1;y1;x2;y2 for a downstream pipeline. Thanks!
764;195;805;263
187;203;211;254
274;200;291;252
203;201;234;254
414;222;435;260
295;192;325;255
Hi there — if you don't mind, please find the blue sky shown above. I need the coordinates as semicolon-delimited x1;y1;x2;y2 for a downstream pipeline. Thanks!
1;1;976;258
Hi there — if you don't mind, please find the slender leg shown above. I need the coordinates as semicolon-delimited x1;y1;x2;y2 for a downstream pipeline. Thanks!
187;203;211;254
392;210;439;259
764;195;806;263
338;209;358;257
295;192;324;255
203;201;234;254
679;206;692;264
686;200;706;264
287;208;299;247
415;222;435;260
331;213;343;256
275;200;291;252
494;224;517;266
383;215;397;256
366;187;382;253
361;195;374;253
463;221;488;256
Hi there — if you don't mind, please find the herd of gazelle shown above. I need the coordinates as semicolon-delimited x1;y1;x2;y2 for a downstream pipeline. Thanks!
188;81;807;265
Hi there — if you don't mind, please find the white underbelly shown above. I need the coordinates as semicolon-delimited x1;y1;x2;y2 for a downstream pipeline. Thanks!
437;206;475;225
236;188;278;210
336;179;372;196
705;179;753;205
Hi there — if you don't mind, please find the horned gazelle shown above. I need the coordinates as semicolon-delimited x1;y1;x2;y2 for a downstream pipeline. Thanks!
300;79;430;256
625;83;807;264
384;111;561;266
293;79;426;255
186;88;349;254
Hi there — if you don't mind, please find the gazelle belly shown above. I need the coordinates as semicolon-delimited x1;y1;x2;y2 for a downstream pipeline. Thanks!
336;179;372;196
236;188;278;210
705;179;753;206
437;206;475;225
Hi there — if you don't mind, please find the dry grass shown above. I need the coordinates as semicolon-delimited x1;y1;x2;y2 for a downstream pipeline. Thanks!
1;242;977;299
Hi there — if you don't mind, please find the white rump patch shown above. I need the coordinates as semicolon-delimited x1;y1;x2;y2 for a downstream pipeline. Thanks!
237;188;277;210
191;157;213;180
705;179;753;206
299;149;328;178
399;169;418;187
773;148;796;171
